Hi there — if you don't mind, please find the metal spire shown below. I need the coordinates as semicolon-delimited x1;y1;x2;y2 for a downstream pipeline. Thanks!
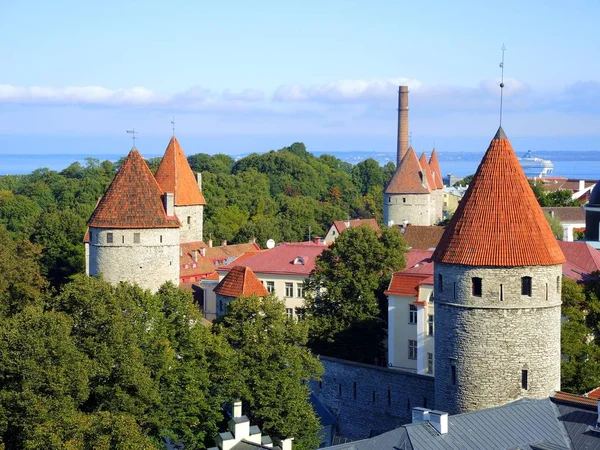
171;116;175;137
499;44;506;127
126;129;138;148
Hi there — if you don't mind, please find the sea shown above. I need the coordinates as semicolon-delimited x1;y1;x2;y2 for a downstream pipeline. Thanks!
2;152;600;180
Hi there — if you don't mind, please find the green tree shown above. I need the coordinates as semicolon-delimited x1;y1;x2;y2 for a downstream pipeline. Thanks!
301;226;407;363
544;212;564;240
351;158;384;195
212;295;323;450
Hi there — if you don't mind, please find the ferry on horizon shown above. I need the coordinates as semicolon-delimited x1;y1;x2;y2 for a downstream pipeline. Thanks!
519;150;553;178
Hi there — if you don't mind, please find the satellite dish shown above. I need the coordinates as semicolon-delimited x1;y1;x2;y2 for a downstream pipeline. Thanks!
266;239;275;249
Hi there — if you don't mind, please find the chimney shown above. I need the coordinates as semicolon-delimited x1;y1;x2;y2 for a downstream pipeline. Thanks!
222;240;227;247
549;210;555;217
579;179;585;192
428;410;449;434
313;236;323;245
273;437;294;450
233;400;242;418
163;192;175;217
397;86;409;167
345;219;351;228
192;250;198;262
411;407;430;424
196;172;202;190
200;247;206;257
249;236;256;244
208;239;213;248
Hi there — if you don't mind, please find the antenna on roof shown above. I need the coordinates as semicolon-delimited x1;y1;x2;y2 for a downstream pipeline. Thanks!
499;44;506;127
126;129;138;149
171;116;175;137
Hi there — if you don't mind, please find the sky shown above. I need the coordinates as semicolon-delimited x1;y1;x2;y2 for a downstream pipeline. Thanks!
1;0;599;157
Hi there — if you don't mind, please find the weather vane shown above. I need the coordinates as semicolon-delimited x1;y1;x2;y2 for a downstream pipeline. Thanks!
171;116;175;136
499;44;506;127
126;129;138;148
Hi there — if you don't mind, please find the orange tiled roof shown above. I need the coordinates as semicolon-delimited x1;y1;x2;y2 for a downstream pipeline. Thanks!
333;218;381;235
88;149;180;229
214;266;268;298
402;225;445;250
385;273;430;297
419;153;435;193
385;147;431;195
154;137;206;206
428;149;444;189
552;391;598;408
179;241;260;280
433;127;565;267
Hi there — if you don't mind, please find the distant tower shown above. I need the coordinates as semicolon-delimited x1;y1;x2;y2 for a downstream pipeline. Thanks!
584;183;600;243
432;127;565;414
154;137;206;244
397;86;409;167
87;149;181;292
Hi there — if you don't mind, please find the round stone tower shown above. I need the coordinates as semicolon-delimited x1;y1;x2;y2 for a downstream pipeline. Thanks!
432;127;565;414
584;183;600;242
87;148;181;292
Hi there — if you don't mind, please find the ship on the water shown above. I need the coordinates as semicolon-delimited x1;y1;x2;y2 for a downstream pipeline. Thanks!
519;150;553;178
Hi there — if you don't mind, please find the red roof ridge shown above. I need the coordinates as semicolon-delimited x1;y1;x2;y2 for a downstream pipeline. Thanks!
433;127;565;266
88;149;180;229
385;147;431;194
428;149;444;189
155;136;206;206
214;266;268;298
333;218;380;233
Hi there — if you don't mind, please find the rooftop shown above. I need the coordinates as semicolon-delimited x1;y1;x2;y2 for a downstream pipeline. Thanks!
214;266;269;298
428;149;444;190
542;207;585;223
385;147;431;195
333;218;380;235
558;240;600;282
402;225;445;250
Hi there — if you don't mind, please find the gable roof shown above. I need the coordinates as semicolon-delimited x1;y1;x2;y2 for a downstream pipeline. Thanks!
214;266;268;298
418;153;436;193
558;241;600;282
541;207;585;223
428;149;444;189
154;136;206;206
180;241;260;281
385;147;431;195
402;225;445;250
385;272;431;297
333;218;381;235
87;149;180;229
433;127;565;267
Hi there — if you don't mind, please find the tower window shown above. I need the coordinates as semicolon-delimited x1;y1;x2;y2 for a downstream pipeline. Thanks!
546;283;549;301
187;216;191;224
472;277;482;297
388;197;391;203
339;384;342;397
500;283;504;301
134;233;140;244
372;391;376;403
521;369;528;390
451;363;457;385
159;235;163;243
556;276;560;293
521;276;532;296
89;231;93;242
453;282;456;299
403;197;406;203
438;274;443;292
106;232;113;243
387;389;391;406
122;235;125;243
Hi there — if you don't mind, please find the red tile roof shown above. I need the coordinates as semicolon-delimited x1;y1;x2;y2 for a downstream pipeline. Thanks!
220;241;327;276
419;153;435;193
405;249;434;269
385;147;431;195
154;137;206;206
88;149;180;229
433;128;565;267
402;225;445;250
558;241;600;282
214;266;268;298
428;149;444;189
552;391;599;408
385;273;430;296
333;218;381;234
585;386;600;400
541;207;585;223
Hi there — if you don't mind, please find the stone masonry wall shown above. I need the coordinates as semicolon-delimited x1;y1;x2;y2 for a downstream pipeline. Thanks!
434;263;562;414
313;356;435;440
175;204;203;243
384;193;432;226
89;227;180;292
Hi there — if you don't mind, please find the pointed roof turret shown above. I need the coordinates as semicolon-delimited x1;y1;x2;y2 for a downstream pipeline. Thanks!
385;147;431;194
428;149;444;189
433;127;565;266
419;153;435;192
88;149;180;229
214;266;269;298
154;136;206;206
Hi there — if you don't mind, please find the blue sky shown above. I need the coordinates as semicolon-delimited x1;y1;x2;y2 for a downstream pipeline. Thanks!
1;0;599;156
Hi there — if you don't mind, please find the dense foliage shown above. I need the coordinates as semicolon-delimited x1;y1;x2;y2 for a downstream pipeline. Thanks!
301;226;408;364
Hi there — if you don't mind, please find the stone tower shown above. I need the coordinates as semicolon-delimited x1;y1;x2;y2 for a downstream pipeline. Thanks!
154;136;206;244
584;182;600;242
87;149;181;292
432;127;565;414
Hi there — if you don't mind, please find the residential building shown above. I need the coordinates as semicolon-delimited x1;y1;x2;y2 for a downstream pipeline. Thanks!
323;218;380;245
558;240;600;282
542;206;585;241
540;177;596;203
401;224;445;250
213;266;269;318
442;185;467;215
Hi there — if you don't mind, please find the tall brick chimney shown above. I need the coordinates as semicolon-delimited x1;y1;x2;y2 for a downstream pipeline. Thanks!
397;86;409;167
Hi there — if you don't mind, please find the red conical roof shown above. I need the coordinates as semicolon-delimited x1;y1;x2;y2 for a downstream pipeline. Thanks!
428;149;444;189
88;149;180;229
385;147;431;194
419;153;435;192
433;128;565;266
155;137;206;206
214;266;269;298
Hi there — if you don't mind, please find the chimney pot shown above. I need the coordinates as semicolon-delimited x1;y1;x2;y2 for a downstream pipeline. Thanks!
200;247;206;257
249;236;256;244
192;250;198;262
313;236;323;245
233;400;242;418
222;240;227;247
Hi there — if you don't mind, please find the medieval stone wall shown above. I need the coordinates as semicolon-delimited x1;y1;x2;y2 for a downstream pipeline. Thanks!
434;262;562;414
88;227;180;292
175;204;204;243
313;356;435;440
384;193;432;226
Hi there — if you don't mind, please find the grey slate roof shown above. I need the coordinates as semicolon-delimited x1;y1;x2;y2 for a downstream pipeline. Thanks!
554;402;600;450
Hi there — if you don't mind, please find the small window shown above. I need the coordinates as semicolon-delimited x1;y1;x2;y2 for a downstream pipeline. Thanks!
409;305;417;324
134;233;140;244
472;277;482;297
285;282;293;297
403;197;406;203
438;273;443;293
557;276;561;293
297;283;304;298
219;299;223;313
521;276;532;296
338;384;342;397
451;363;457;385
159;235;163;243
546;283;549;301
427;353;434;374
122;235;125;244
187;216;191;224
266;281;275;294
372;391;376;403
521;369;528;390
423;397;428;408
407;398;411;411
500;283;504;301
286;308;293;318
387;389;391;406
453;282;456;299
106;232;113;243
388;197;391;203
319;380;323;389
428;315;434;336
408;340;417;360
